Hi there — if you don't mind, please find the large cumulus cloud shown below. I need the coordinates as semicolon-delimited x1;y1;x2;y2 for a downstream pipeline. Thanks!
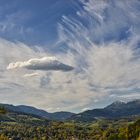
7;57;74;72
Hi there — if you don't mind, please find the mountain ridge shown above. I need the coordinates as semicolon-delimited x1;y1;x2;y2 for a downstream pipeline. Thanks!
70;99;140;122
1;99;140;121
0;103;75;121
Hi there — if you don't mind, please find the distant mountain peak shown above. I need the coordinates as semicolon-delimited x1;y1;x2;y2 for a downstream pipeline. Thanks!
70;100;140;122
105;100;125;109
112;100;125;105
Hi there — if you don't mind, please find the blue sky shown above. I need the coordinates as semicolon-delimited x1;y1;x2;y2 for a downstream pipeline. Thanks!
0;0;83;46
0;0;140;113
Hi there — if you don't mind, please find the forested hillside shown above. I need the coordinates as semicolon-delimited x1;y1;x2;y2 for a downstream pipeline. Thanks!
1;108;140;140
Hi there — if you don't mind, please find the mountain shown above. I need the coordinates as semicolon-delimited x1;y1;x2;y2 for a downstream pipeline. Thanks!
0;104;74;121
69;100;140;122
1;100;140;122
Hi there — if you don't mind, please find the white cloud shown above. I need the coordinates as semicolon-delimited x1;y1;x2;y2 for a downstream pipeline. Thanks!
7;56;74;72
81;107;90;112
0;0;140;113
0;38;140;112
23;73;40;78
117;93;140;100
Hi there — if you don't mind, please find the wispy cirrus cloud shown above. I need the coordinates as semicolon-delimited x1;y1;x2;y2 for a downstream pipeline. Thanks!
0;0;140;112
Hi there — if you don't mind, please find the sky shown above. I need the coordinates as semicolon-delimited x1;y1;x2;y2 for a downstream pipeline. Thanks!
0;0;140;113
